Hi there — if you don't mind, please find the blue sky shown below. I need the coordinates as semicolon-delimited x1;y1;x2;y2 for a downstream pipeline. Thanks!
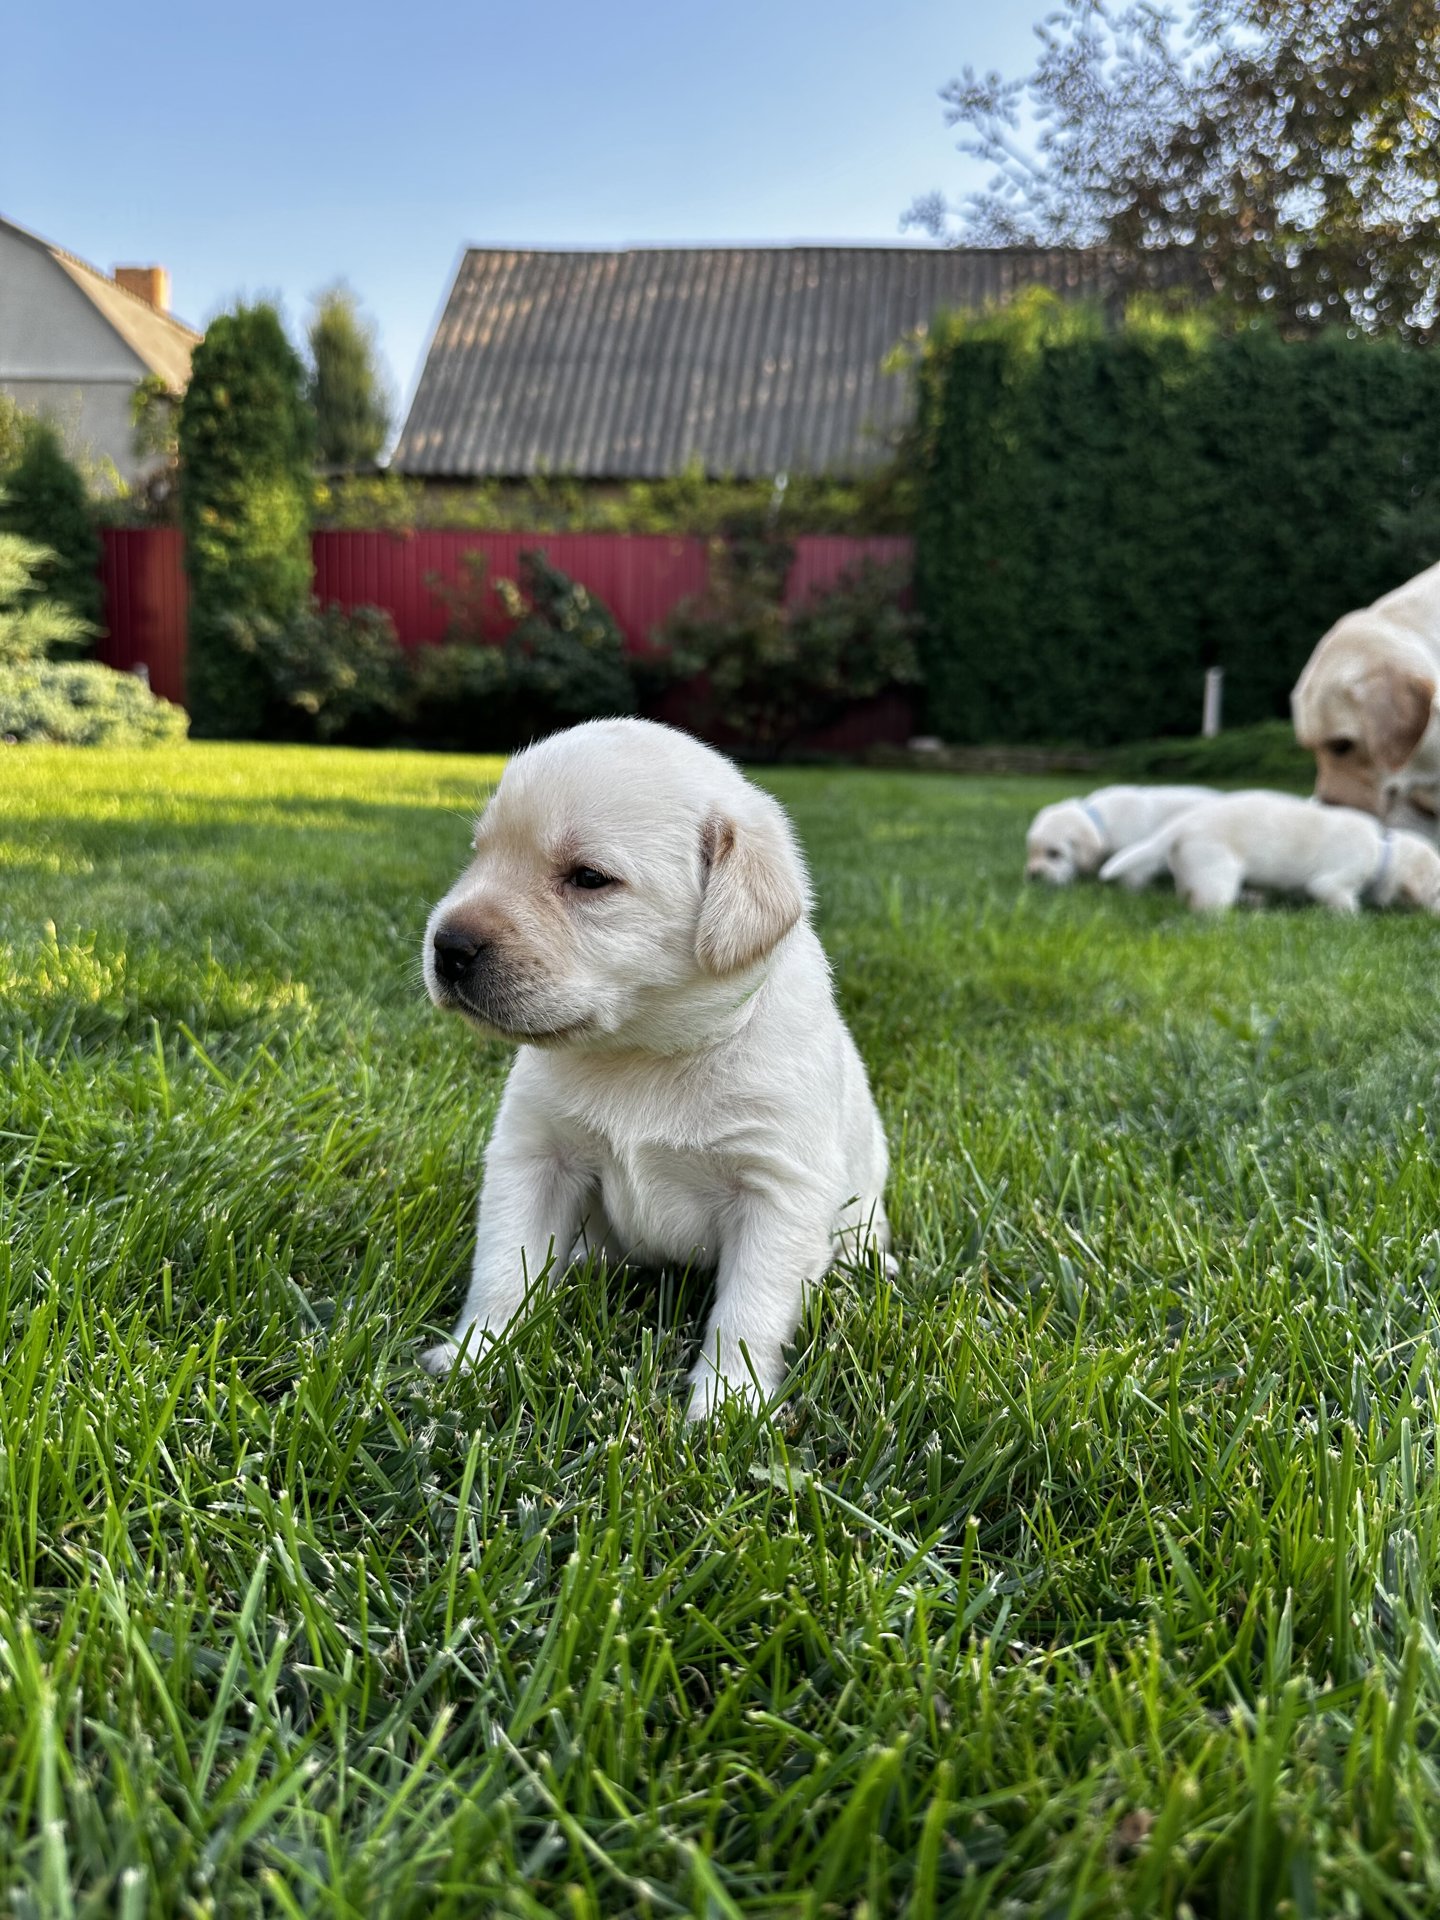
4;1;1040;421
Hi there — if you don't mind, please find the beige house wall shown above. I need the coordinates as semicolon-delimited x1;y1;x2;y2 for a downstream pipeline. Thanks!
0;224;151;484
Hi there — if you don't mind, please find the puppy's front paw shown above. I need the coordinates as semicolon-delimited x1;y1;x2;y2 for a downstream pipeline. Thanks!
685;1366;773;1422
419;1339;470;1377
686;1378;754;1422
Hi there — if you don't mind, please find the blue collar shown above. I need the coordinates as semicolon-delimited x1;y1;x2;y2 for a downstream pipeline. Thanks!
1080;799;1108;841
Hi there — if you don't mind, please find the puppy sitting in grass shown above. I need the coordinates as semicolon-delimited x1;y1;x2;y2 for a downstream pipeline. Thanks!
420;718;890;1418
1024;785;1217;885
1100;789;1440;913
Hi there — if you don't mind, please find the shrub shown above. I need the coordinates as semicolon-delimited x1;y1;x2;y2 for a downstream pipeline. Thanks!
224;600;410;742
913;290;1440;745
0;420;103;636
1103;720;1313;788
127;373;183;520
407;642;508;749
0;662;188;746
418;549;637;747
659;544;923;759
0;528;93;665
494;551;637;723
313;463;910;535
178;304;314;737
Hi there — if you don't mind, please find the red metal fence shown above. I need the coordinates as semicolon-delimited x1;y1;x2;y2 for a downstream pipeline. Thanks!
98;528;189;704
98;528;914;713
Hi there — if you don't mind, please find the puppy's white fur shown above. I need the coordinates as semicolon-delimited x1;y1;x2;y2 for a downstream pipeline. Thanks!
420;718;890;1417
1100;789;1440;913
1025;786;1218;885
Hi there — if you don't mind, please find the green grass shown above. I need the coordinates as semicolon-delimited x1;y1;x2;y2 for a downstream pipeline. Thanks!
5;743;1440;1917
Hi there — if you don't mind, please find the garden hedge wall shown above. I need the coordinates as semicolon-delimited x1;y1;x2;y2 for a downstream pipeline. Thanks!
913;293;1440;745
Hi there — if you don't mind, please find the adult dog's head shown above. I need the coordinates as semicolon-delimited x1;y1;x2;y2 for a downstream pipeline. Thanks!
1024;800;1105;885
1291;617;1438;818
423;719;811;1051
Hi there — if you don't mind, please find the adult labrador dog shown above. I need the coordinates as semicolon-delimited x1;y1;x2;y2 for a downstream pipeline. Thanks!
420;718;890;1418
1291;558;1440;829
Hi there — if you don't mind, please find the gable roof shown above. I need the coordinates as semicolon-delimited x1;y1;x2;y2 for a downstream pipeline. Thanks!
394;243;1171;481
0;214;201;390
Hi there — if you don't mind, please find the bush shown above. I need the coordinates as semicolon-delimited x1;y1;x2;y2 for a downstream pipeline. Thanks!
913;290;1440;746
179;305;314;737
0;420;103;637
0;528;94;665
494;551;637;723
0;662;188;746
1103;721;1313;787
407;642;508;749
659;542;923;758
224;600;410;742
312;463;911;535
418;549;637;747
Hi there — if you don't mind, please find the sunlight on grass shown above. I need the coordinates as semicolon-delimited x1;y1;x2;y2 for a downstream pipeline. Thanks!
3;740;1440;1914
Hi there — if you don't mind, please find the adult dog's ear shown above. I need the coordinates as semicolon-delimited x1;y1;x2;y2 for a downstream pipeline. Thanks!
1363;666;1437;771
696;805;809;975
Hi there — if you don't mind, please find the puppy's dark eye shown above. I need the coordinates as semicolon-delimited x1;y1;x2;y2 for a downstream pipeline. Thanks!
1327;738;1356;758
566;866;616;891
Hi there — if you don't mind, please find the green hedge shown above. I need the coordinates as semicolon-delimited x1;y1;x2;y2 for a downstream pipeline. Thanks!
1101;720;1312;788
913;294;1440;745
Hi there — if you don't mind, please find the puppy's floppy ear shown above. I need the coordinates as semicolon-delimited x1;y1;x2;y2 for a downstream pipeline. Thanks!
696;803;810;975
1362;666;1437;770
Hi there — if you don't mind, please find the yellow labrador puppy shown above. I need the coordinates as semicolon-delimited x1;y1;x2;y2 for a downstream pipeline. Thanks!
420;718;890;1417
1291;558;1440;825
1025;785;1217;884
1101;789;1440;913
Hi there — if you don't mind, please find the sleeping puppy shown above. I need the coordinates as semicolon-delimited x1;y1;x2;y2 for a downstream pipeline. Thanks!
420;718;890;1418
1025;785;1217;884
1100;789;1440;913
1291;558;1440;825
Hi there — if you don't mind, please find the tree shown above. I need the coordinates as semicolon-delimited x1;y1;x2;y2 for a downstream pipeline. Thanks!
0;419;103;634
178;303;314;735
908;1;1440;341
129;372;183;514
306;285;391;469
0;526;92;664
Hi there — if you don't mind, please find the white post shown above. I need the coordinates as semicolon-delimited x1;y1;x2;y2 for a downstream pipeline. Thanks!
132;661;151;690
1202;667;1223;739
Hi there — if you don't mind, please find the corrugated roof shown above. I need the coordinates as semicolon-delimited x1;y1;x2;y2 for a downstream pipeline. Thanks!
394;244;1170;480
1;214;201;390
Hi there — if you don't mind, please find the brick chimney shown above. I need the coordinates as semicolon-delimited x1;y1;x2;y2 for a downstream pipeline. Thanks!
113;266;170;312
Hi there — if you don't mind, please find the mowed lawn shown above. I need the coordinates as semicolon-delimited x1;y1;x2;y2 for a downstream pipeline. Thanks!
6;743;1440;1918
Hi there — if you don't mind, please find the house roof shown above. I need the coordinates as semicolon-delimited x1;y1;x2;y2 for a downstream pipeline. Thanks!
1;214;201;390
394;243;1170;481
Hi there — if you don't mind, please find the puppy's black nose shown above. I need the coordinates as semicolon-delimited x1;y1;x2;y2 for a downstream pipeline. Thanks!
432;927;483;984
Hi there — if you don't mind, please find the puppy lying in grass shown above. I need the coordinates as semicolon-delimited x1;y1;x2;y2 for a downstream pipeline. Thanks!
420;718;890;1418
1024;785;1217;884
1100;789;1440;913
